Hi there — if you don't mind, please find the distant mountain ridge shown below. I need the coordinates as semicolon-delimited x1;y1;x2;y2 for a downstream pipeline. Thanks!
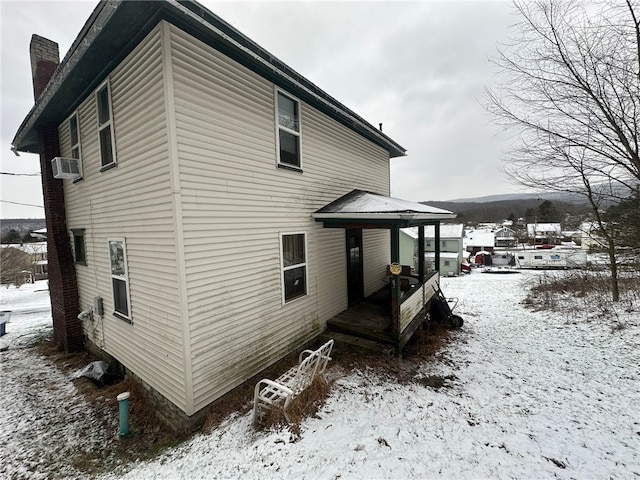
0;218;46;235
420;193;592;225
443;192;584;204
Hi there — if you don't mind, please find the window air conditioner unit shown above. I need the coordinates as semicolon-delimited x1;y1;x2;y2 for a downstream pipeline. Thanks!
51;157;81;179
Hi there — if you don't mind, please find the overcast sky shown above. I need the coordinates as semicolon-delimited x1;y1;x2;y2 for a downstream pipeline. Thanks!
0;0;522;219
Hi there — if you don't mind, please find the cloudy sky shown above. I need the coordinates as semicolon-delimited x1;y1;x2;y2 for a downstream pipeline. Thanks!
0;0;522;219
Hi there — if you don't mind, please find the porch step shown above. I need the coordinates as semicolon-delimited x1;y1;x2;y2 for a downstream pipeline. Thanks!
320;331;395;355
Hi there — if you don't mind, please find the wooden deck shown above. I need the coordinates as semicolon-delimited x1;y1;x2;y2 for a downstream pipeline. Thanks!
326;272;440;352
326;287;395;345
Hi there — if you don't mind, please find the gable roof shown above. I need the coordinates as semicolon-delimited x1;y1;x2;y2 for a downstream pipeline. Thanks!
401;224;464;239
12;0;406;159
526;223;562;235
464;229;495;247
312;189;455;225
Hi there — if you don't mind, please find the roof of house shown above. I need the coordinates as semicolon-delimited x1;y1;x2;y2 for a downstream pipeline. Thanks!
0;242;47;254
464;230;495;247
495;227;516;237
13;0;406;159
313;190;455;225
423;252;460;259
401;224;464;240
526;223;562;235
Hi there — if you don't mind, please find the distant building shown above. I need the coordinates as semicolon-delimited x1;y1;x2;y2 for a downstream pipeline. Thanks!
464;229;495;255
579;222;607;251
30;228;47;240
494;227;517;248
526;223;562;245
401;224;465;276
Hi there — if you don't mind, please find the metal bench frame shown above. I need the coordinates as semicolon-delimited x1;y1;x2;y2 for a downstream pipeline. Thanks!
252;339;334;425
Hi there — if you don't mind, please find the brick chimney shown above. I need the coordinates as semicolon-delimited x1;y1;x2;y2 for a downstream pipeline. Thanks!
30;35;83;352
30;34;60;100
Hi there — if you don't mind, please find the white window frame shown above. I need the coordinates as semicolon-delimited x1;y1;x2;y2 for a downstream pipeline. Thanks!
67;111;83;177
275;87;302;170
279;232;308;305
108;238;132;322
96;80;117;170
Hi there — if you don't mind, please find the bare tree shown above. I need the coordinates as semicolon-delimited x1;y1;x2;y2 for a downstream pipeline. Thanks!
0;247;31;286
486;0;640;301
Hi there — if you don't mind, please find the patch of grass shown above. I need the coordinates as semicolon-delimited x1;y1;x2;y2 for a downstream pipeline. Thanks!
521;268;640;324
404;323;452;361
415;374;457;390
35;340;191;477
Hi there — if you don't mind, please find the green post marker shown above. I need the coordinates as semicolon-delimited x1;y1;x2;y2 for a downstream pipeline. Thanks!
117;391;130;436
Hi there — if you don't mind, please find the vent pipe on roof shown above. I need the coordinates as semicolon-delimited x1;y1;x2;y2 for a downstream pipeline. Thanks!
29;34;59;101
379;123;383;132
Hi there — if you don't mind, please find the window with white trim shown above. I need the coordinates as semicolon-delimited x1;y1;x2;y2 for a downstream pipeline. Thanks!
69;112;81;160
280;233;307;303
276;90;301;169
109;239;131;321
96;81;116;169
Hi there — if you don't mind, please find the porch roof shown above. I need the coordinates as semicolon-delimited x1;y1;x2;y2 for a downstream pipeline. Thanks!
312;189;455;227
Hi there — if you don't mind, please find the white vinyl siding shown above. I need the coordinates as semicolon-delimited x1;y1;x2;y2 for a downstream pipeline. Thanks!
59;19;394;417
362;230;390;297
169;24;390;412
58;25;187;412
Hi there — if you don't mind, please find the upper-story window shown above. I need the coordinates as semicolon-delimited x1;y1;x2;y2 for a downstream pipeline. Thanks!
69;113;81;160
67;111;83;181
96;81;116;170
276;90;301;170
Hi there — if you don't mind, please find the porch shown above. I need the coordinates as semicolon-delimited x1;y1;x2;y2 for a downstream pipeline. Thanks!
313;189;455;354
326;270;440;353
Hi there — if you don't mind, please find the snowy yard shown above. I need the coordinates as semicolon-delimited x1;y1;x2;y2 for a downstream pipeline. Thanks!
1;271;638;479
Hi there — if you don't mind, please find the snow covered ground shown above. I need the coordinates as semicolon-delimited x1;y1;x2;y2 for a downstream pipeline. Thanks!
1;272;639;479
0;281;114;480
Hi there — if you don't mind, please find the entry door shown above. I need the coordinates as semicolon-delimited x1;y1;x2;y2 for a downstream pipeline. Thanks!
346;229;364;305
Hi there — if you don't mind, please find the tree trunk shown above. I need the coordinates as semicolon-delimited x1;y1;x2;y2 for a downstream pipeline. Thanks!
606;237;620;302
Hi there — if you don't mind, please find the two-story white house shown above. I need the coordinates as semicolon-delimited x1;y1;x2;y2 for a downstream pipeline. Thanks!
12;0;453;428
527;223;562;245
494;226;517;248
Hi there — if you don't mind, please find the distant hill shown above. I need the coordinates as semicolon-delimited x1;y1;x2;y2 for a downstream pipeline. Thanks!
446;192;585;203
421;195;591;225
0;218;46;235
